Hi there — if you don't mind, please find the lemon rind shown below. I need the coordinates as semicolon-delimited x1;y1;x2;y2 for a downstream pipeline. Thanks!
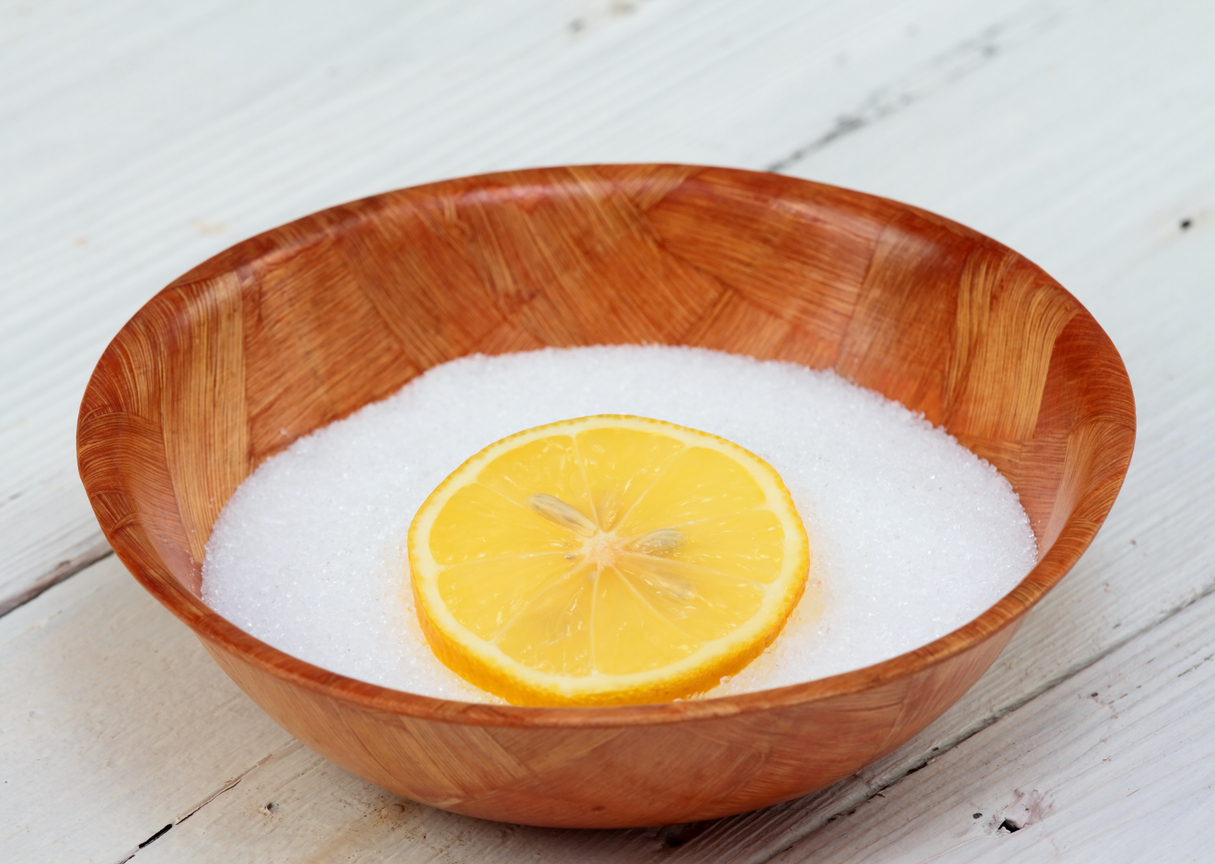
407;415;812;707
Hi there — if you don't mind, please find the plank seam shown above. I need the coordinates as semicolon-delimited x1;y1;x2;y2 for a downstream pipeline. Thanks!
747;572;1215;864
0;538;112;619
114;741;304;864
766;5;1062;173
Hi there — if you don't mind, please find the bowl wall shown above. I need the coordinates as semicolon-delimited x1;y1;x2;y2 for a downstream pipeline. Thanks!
77;165;1134;827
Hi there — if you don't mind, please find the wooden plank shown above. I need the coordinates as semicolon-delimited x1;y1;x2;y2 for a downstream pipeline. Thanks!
654;1;1215;857
132;742;663;864
0;0;1049;611
132;593;1215;864
122;1;1215;860
0;556;295;864
769;580;1215;862
3;0;1212;860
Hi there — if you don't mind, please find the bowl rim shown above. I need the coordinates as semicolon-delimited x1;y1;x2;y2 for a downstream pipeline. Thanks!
79;163;1137;729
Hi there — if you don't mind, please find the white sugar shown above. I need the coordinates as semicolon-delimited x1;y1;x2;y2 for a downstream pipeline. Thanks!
201;346;1037;702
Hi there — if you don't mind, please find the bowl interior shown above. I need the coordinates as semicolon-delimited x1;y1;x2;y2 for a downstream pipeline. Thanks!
79;163;1135;702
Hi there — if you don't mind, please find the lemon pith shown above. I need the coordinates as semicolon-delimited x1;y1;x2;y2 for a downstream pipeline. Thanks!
407;415;812;706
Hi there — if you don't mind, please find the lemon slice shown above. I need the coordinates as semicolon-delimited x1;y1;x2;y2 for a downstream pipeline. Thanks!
407;415;812;706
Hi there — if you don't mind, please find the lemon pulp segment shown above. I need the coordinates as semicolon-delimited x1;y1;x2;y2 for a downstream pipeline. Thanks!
407;415;812;706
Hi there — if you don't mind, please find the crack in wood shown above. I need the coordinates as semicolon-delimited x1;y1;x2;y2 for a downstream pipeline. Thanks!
766;7;1062;173
137;823;173;849
716;577;1215;862
110;743;303;863
0;540;112;619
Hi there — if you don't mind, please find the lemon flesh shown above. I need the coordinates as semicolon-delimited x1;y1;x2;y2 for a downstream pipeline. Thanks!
407;415;812;706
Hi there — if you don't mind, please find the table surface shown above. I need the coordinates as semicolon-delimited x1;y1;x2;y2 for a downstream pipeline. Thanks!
3;1;1214;861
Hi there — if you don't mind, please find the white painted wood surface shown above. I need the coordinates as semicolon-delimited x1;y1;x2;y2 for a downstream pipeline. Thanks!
771;584;1215;863
0;557;294;864
0;0;1050;611
2;0;1214;861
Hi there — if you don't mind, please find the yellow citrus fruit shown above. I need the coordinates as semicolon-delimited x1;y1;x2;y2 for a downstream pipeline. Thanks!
407;415;811;706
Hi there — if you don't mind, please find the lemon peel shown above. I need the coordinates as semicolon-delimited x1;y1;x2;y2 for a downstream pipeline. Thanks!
407;415;812;706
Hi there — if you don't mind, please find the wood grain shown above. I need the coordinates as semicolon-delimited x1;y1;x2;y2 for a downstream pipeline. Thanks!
76;165;1133;827
0;0;1205;856
771;577;1215;863
0;555;294;864
0;0;1056;615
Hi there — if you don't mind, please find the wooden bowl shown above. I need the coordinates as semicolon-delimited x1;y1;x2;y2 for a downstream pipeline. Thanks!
77;165;1134;828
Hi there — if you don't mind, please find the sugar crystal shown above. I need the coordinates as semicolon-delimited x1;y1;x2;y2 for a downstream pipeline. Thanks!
201;346;1037;702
